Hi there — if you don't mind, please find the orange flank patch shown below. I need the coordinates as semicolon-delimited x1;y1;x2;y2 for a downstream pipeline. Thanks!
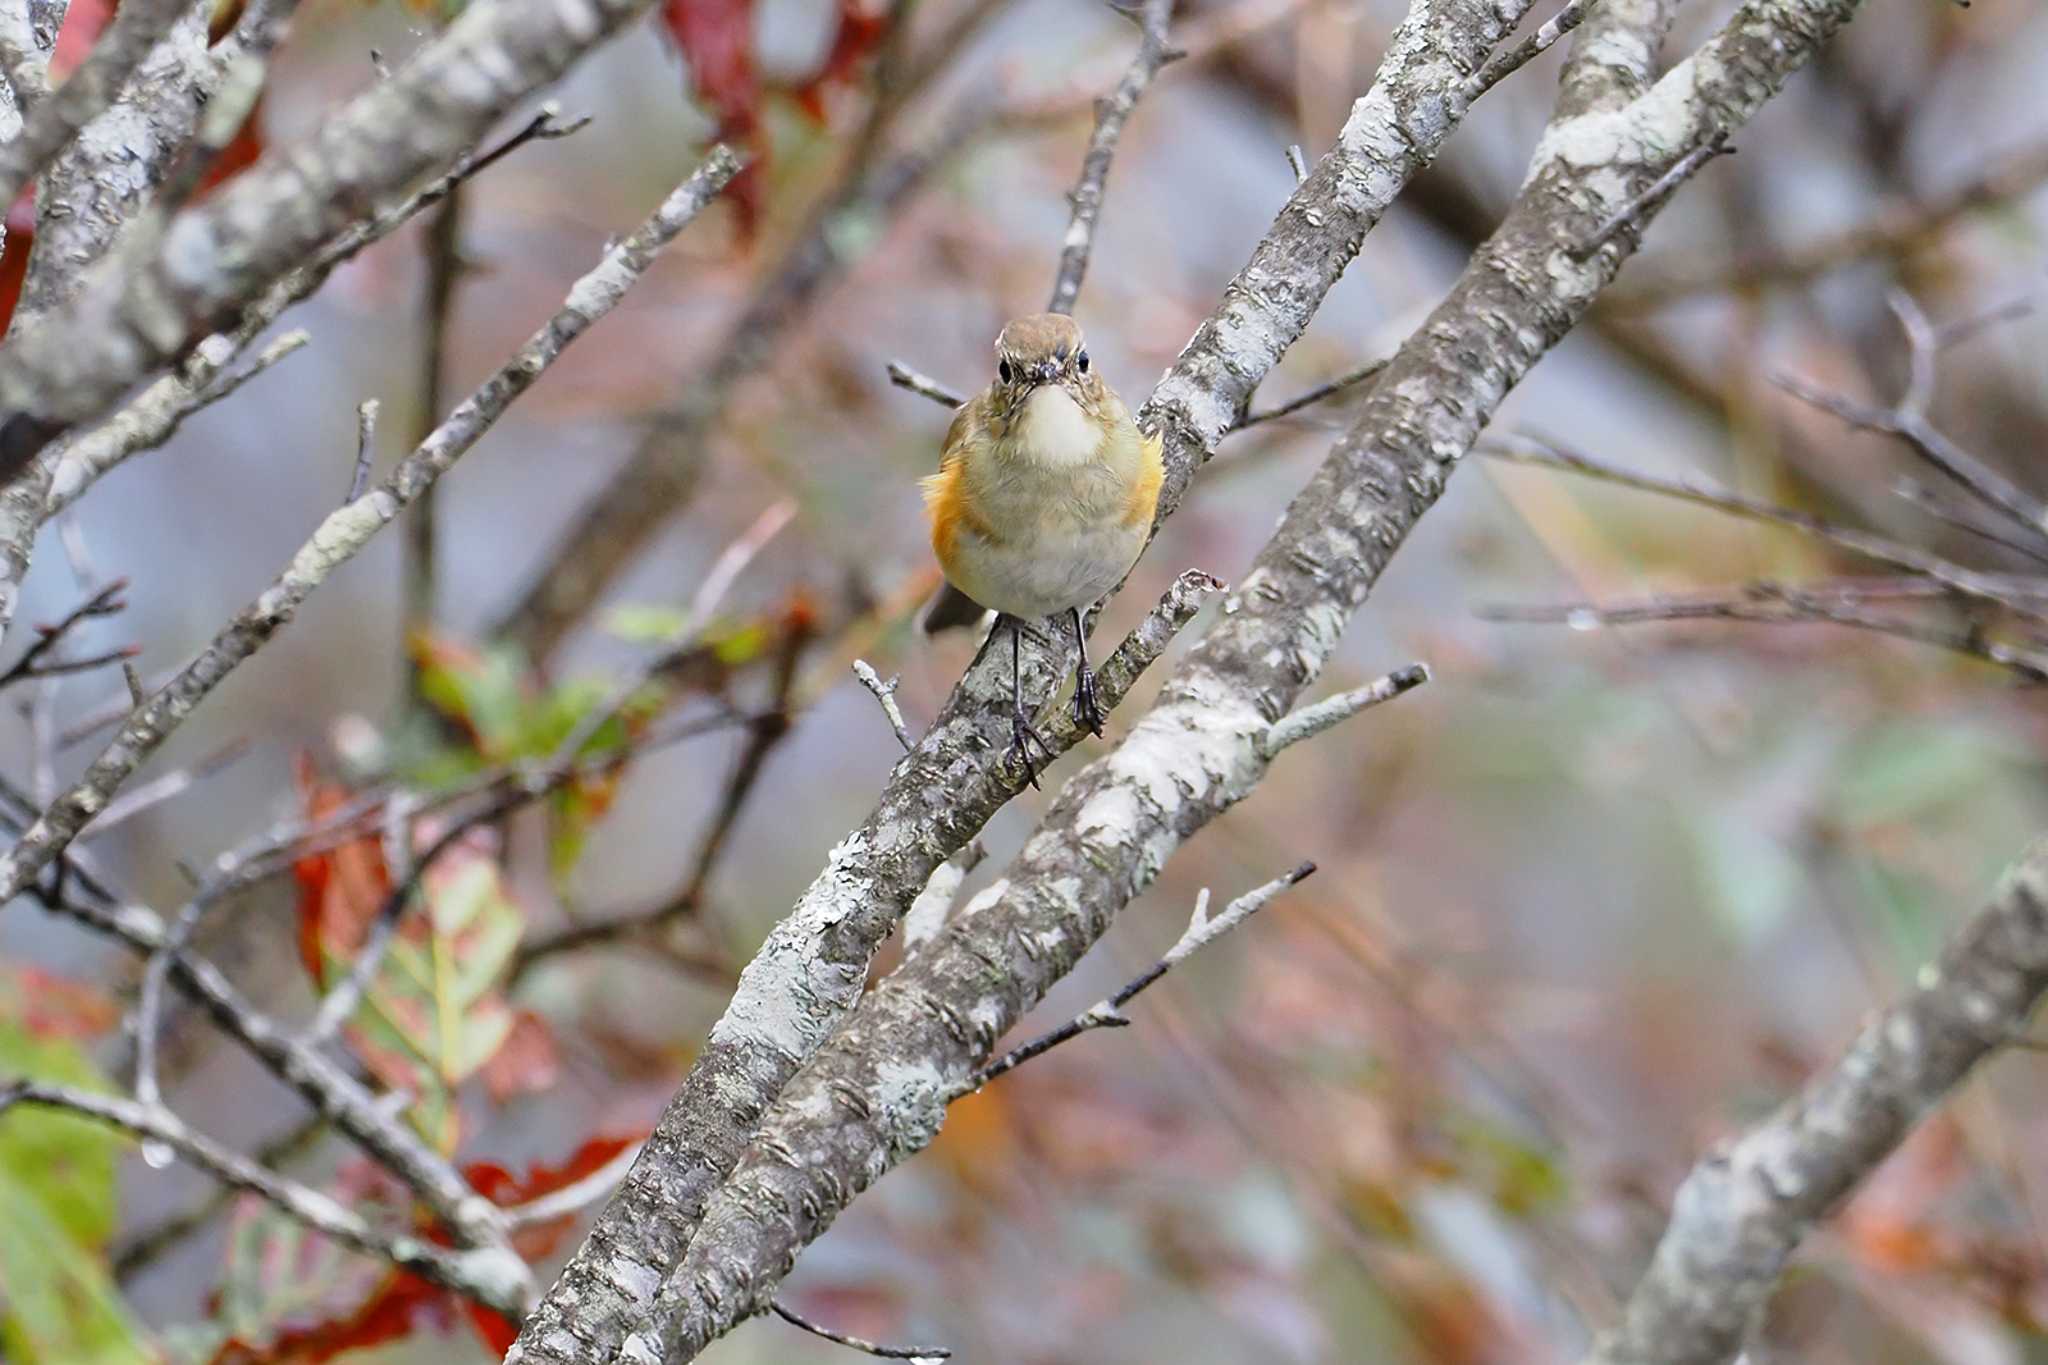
922;457;1001;578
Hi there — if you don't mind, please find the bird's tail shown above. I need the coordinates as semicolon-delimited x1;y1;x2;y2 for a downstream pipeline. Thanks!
921;582;989;634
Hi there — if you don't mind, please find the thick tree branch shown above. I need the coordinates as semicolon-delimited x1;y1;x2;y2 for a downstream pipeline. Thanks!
0;0;675;476
508;2;1586;1356
1584;843;2048;1364
0;0;188;217
639;0;1875;1353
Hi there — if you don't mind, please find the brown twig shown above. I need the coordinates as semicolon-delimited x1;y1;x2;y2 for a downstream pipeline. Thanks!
1610;138;2048;308
959;863;1315;1092
769;1301;952;1361
1045;0;1178;316
1481;580;2048;681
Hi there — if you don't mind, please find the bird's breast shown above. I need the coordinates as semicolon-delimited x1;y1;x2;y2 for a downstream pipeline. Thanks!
1010;386;1102;467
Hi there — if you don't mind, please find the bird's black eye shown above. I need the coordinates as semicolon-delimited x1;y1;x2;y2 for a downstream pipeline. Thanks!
1077;350;1090;373
999;359;1013;384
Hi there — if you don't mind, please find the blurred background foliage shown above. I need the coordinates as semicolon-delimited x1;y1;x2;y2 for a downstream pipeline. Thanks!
4;0;2048;1359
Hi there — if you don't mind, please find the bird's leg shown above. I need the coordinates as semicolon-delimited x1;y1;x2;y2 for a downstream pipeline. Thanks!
1003;615;1055;788
1069;605;1104;737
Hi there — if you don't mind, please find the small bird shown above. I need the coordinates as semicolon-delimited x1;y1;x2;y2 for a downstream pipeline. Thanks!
921;313;1164;782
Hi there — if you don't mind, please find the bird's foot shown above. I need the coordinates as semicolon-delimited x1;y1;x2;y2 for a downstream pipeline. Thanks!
1071;664;1105;737
1006;705;1056;789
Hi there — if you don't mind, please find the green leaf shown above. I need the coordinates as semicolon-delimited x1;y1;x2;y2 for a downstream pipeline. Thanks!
604;604;692;644
0;1018;149;1364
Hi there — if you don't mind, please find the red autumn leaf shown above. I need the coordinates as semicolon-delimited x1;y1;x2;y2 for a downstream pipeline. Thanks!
482;1008;563;1104
660;0;762;231
5;965;120;1040
464;1131;642;1260
289;755;391;988
210;1270;456;1364
796;0;888;124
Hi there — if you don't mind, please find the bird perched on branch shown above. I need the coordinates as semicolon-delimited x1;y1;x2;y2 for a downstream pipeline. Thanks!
922;313;1164;784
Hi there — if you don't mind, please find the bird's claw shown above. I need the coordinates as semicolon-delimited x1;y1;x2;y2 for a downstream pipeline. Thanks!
1007;705;1056;789
1071;665;1105;737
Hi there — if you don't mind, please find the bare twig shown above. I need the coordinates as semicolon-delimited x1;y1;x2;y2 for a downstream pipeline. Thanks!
885;360;965;409
1045;0;1176;316
406;177;466;707
1482;433;2048;621
37;108;591;525
960;863;1316;1092
1578;140;1734;255
0;148;743;917
1466;0;1600;99
347;399;380;504
1233;357;1389;431
1482;581;2048;681
503;1141;646;1230
0;1079;526;1311
1610;138;2048;307
1769;288;2048;549
769;1300;952;1361
1260;663;1430;756
81;738;251;841
853;660;913;751
0;579;130;690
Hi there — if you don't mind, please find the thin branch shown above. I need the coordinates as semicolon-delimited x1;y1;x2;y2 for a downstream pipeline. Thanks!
405;177;466;710
1609;137;2048;307
1482;433;2048;621
769;1301;952;1361
1465;0;1600;99
1260;662;1430;756
113;1111;329;1280
961;863;1316;1092
1232;357;1389;430
0;579;130;690
0;1079;525;1310
1775;371;2048;549
347;399;380;504
1892;477;2048;567
549;498;795;769
503;1142;646;1230
1586;845;2048;1365
81;736;250;840
853;659;913;751
1577;139;1735;255
885;360;964;409
0;147;744;918
1481;581;2048;681
36;108;589;524
1045;0;1177;315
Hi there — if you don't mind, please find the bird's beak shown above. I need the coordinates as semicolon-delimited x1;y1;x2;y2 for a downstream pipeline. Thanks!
1028;359;1059;387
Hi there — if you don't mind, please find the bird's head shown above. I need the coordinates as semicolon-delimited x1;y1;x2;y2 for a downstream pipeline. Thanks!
991;313;1096;411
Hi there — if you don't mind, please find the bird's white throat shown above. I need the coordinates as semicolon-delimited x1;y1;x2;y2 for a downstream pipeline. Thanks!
1011;385;1099;466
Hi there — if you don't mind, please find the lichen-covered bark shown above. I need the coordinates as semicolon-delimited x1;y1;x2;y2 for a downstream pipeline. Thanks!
640;0;1872;1356
507;4;1538;1359
0;0;663;457
1587;845;2048;1365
